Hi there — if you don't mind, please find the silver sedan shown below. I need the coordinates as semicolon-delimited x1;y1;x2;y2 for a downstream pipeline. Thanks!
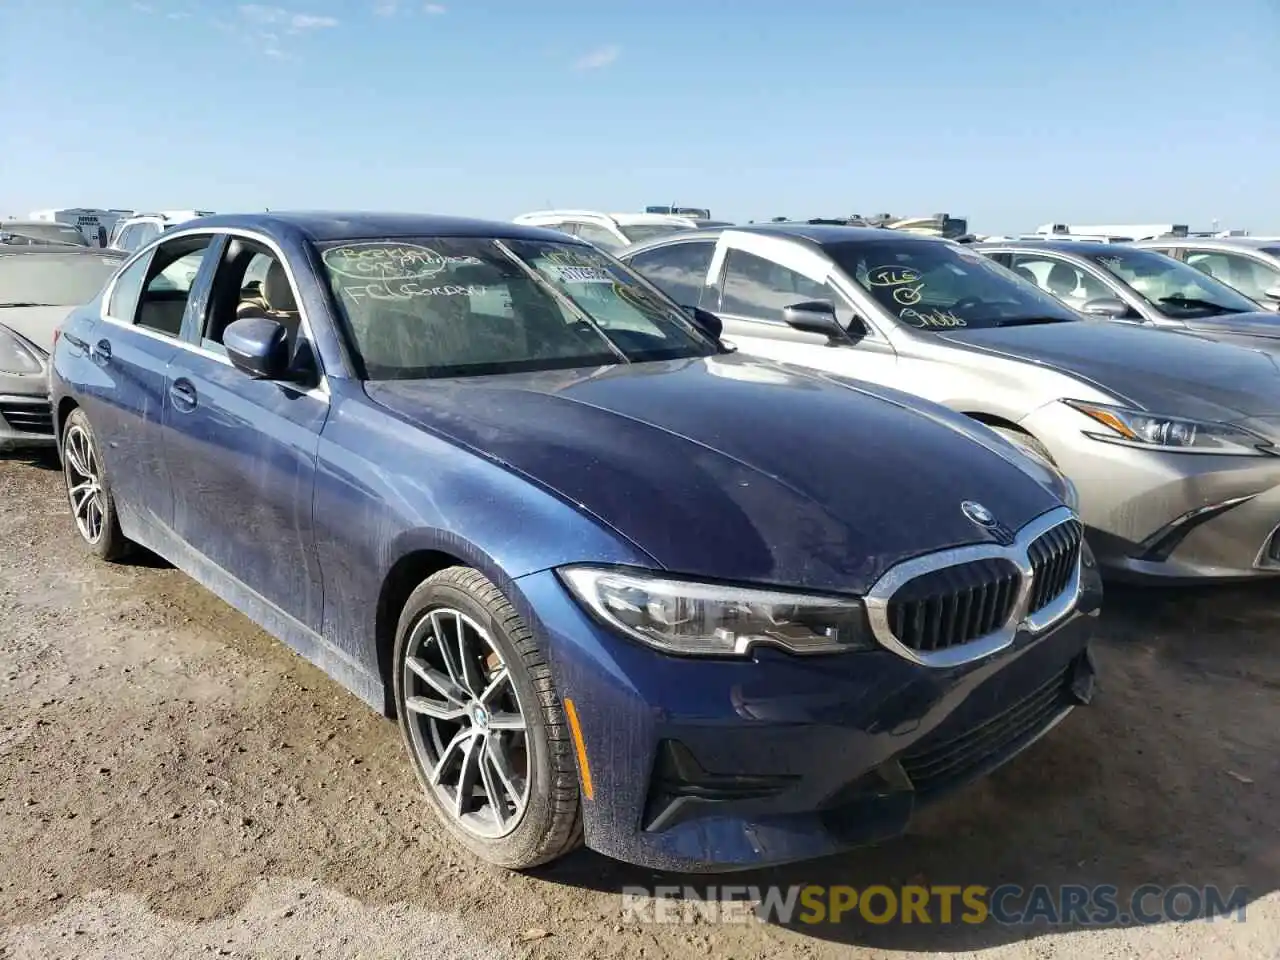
618;223;1280;583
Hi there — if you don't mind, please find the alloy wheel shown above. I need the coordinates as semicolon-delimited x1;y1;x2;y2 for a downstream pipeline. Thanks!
402;607;531;839
63;424;105;544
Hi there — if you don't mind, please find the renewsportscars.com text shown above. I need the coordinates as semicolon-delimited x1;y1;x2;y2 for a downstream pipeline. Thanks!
620;883;1251;926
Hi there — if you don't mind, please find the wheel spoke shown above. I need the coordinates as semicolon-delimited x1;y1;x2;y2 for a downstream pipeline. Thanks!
478;745;507;828
431;611;468;691
483;739;524;822
486;711;525;732
64;433;89;477
404;696;466;721
452;733;483;820
430;727;473;786
70;483;95;517
453;613;488;699
478;667;509;706
406;654;468;706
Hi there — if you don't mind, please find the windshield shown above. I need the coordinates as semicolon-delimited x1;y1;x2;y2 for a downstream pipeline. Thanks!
1263;247;1280;259
619;224;690;245
1085;248;1261;317
1;222;89;247
0;253;123;305
319;236;719;379
828;239;1080;330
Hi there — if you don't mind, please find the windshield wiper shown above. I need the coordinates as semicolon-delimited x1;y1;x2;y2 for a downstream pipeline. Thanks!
0;301;57;308
1157;295;1247;314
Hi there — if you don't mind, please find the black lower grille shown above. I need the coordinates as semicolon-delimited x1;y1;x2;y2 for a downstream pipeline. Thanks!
1027;521;1082;613
0;399;53;436
886;557;1021;653
899;665;1071;798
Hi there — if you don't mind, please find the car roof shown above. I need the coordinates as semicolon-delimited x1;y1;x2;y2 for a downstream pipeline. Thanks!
1136;236;1280;250
0;246;125;259
975;238;1125;256
624;222;948;252
178;211;579;244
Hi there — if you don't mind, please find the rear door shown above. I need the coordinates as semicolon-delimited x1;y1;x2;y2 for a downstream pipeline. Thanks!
162;232;328;630
81;234;217;535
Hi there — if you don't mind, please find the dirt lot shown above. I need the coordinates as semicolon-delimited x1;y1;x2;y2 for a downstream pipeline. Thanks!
0;453;1276;960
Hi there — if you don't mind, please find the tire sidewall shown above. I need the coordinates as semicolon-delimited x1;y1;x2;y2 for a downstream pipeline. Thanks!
392;575;558;867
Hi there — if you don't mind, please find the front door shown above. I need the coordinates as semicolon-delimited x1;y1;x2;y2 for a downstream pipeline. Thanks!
162;233;329;631
706;234;899;383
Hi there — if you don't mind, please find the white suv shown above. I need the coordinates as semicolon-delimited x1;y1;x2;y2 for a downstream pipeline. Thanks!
110;210;214;252
512;210;718;251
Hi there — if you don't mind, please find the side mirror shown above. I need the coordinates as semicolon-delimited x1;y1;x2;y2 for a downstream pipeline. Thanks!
782;300;847;343
224;316;290;380
687;306;723;340
1080;297;1131;320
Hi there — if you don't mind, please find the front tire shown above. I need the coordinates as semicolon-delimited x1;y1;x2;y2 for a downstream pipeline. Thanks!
61;408;131;561
392;566;583;869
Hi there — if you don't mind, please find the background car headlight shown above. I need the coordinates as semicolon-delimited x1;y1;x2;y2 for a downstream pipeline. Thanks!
0;326;42;375
1066;400;1272;456
558;566;876;657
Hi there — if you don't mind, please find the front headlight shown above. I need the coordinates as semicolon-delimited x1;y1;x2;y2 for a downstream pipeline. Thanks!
1066;400;1272;456
0;326;42;375
558;566;876;657
0;330;42;378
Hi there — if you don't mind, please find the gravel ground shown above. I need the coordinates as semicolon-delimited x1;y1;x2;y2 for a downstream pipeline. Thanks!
0;452;1276;959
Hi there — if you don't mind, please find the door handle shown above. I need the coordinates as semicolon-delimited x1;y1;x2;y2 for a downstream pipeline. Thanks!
169;378;197;411
90;339;111;363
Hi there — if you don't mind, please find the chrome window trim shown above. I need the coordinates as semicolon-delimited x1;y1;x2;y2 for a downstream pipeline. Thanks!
862;506;1082;668
98;226;330;403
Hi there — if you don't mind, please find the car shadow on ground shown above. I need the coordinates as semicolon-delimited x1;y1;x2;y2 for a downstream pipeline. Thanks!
534;579;1279;951
0;449;60;472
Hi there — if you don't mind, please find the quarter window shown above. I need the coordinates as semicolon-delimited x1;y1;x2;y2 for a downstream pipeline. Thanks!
626;241;715;308
718;248;852;325
105;256;151;323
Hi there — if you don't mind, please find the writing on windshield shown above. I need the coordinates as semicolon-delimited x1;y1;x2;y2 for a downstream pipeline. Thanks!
319;237;716;380
828;240;1079;330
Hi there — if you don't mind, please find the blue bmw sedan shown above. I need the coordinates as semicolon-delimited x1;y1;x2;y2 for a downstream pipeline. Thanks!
49;212;1100;871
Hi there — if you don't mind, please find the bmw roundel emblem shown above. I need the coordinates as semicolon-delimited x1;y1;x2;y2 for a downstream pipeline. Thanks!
961;500;997;528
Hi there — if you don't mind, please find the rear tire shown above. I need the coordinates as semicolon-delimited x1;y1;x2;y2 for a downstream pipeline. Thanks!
392;566;583;869
61;408;131;561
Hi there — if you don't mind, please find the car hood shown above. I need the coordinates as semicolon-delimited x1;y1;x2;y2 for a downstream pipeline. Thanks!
1180;311;1280;342
936;319;1280;420
0;305;73;354
364;353;1062;593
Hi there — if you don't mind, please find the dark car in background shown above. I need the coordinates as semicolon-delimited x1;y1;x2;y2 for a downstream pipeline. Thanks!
48;211;1097;872
975;239;1280;350
0;246;125;450
1;220;91;248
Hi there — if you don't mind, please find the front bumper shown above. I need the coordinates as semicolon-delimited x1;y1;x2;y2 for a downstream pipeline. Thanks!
515;558;1102;872
0;389;55;451
1023;402;1280;581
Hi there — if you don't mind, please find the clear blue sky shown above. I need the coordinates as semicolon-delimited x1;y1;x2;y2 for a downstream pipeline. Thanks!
3;0;1277;234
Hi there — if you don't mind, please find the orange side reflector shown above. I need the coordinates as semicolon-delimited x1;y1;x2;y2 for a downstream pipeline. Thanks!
563;698;594;801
